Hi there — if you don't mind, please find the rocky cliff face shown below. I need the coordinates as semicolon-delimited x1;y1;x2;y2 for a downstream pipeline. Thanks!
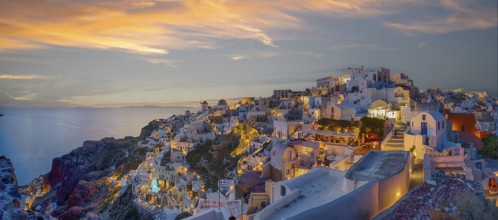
20;122;157;219
0;121;160;219
27;137;144;219
0;156;27;219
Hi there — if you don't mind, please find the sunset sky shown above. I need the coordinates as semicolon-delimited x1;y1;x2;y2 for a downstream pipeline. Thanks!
0;0;497;107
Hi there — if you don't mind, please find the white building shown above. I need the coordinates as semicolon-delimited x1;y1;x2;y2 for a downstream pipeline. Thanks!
405;112;493;182
386;86;411;107
404;111;453;159
272;118;311;140
390;73;414;87
263;140;319;181
273;90;291;100
307;96;322;120
315;75;348;93
171;135;196;155
255;151;411;220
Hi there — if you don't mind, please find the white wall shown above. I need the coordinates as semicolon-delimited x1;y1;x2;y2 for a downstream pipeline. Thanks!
287;180;380;220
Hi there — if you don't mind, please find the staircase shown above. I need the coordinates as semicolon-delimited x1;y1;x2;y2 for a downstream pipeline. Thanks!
382;122;407;151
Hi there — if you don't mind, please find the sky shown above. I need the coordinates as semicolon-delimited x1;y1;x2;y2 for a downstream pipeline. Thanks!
0;0;497;108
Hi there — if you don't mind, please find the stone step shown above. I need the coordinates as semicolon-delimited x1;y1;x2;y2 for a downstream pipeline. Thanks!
388;139;404;143
383;147;404;150
382;147;405;151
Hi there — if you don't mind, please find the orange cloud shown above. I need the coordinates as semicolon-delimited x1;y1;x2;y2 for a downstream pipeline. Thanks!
0;74;49;80
0;0;492;54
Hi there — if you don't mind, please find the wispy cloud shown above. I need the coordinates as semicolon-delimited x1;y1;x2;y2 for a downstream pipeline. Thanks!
418;42;427;48
329;44;400;50
0;0;435;55
385;0;497;34
143;58;178;67
8;93;38;101
0;74;49;80
231;55;245;61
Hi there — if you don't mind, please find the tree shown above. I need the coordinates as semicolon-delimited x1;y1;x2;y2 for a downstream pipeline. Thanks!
482;134;498;159
359;117;385;138
316;118;359;132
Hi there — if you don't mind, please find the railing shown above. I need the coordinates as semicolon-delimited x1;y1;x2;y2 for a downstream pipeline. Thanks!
380;119;396;149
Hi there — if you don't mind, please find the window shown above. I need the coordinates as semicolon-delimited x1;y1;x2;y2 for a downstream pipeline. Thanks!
288;151;292;160
422;114;426;121
476;163;482;170
437;122;440;130
291;164;295;169
442;122;445;129
281;186;286;196
286;169;290;175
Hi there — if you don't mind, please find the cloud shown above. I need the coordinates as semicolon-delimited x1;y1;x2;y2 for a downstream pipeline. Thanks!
329;44;400;50
0;0;432;54
0;74;49;80
143;58;178;67
385;0;497;34
8;93;38;101
231;55;245;61
418;42;427;48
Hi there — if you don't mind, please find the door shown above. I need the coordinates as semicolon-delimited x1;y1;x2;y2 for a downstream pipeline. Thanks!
421;122;427;135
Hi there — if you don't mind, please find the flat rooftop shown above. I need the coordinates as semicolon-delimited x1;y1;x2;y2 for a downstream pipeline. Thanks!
265;167;367;220
345;151;409;181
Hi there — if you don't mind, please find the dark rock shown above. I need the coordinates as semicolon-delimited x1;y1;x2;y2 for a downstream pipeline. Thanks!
67;179;108;208
58;206;85;220
23;135;146;218
0;156;28;219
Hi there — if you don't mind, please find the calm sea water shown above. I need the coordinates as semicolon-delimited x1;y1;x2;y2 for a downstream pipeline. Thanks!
0;107;192;185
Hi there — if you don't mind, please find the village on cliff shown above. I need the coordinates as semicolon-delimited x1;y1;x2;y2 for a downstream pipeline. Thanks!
3;66;498;220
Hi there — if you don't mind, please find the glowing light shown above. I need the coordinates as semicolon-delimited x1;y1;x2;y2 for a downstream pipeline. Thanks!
151;179;159;193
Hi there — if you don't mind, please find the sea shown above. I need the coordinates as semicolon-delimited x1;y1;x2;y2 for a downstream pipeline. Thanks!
0;107;192;185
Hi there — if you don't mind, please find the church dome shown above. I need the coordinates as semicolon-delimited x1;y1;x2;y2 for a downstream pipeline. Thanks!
217;99;228;106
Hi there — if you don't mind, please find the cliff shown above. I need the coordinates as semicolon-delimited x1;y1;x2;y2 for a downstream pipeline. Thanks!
20;122;158;219
0;156;27;219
